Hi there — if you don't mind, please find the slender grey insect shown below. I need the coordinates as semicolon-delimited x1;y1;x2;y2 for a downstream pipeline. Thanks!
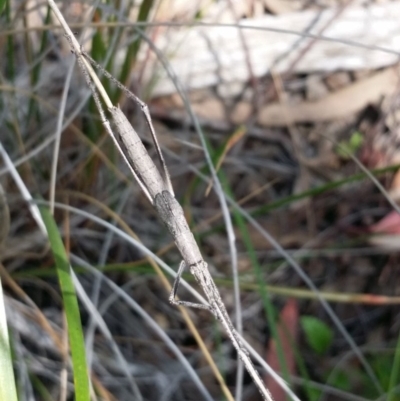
63;35;274;401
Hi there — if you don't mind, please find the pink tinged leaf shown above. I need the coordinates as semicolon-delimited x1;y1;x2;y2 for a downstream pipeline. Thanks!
369;211;400;234
265;299;298;401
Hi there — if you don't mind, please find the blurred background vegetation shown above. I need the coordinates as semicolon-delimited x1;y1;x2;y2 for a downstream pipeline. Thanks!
1;0;400;400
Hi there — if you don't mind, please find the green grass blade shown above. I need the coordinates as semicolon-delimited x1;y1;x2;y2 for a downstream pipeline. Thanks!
253;164;400;218
30;373;54;401
388;330;400;401
0;277;19;401
116;0;154;100
219;172;291;382
0;0;6;15
5;0;15;81
0;181;17;401
202;136;294;395
39;206;90;401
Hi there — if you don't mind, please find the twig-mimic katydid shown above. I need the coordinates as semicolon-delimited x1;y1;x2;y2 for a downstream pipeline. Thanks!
63;34;274;401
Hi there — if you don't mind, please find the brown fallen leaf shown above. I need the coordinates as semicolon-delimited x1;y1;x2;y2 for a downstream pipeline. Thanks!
251;68;398;126
263;0;301;14
155;68;399;129
369;234;400;249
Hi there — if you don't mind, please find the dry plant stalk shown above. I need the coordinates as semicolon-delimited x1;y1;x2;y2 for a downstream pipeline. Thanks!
47;2;276;400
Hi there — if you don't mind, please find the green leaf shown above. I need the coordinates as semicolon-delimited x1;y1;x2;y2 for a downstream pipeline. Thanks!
39;207;90;401
388;325;400;401
329;369;351;392
0;0;7;16
336;131;364;159
0;278;19;401
301;316;333;355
